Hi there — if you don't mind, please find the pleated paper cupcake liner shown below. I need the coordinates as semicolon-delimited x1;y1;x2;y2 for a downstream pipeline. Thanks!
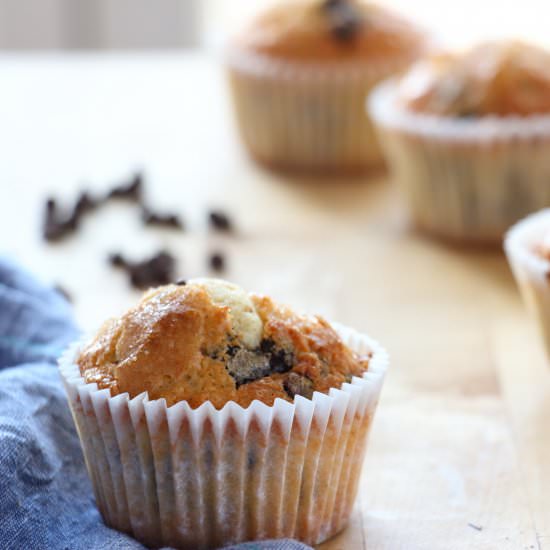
369;80;550;244
227;47;421;175
505;209;550;357
59;324;388;549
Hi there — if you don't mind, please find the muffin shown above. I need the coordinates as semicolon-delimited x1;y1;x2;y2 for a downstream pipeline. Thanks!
227;0;426;175
505;209;550;358
59;278;388;549
369;40;550;244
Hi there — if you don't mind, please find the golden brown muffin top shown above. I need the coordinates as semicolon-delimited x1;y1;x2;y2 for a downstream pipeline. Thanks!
77;279;370;409
233;0;425;62
399;41;550;117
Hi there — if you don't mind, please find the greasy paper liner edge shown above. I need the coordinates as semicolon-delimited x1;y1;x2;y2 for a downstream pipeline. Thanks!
59;323;388;549
369;80;550;243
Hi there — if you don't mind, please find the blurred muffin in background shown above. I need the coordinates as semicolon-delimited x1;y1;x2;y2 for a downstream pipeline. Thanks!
226;0;427;176
369;40;550;245
505;210;550;359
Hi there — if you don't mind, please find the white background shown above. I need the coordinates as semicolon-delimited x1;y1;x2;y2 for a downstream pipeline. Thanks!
0;0;547;51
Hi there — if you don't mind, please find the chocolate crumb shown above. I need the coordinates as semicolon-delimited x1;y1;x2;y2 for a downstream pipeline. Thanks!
467;523;483;532
284;373;314;400
208;210;233;232
109;250;176;289
209;252;225;272
141;207;183;229
175;278;187;286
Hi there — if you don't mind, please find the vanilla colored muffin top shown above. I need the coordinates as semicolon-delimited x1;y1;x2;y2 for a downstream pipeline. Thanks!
234;0;425;62
398;41;550;117
77;279;370;409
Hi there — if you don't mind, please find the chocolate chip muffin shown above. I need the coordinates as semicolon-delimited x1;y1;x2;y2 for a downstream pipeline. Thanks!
369;40;550;245
78;279;369;409
60;279;388;549
227;0;427;175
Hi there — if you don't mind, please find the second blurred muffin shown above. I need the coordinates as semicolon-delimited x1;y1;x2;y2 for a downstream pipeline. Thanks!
227;0;426;175
369;40;550;244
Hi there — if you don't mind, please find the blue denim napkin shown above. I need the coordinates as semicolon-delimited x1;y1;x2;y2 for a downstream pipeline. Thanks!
0;258;312;550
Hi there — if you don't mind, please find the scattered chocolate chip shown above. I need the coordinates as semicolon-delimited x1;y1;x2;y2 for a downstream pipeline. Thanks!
107;172;143;201
74;191;99;217
108;252;127;267
284;373;314;400
53;284;72;303
208;210;233;232
175;278;187;286
43;191;102;242
43;198;74;242
141;207;183;229
209;252;225;272
109;250;176;289
322;0;363;41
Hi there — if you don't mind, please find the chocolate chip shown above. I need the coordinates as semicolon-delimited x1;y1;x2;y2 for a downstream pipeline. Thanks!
322;0;363;41
226;349;272;387
108;250;176;289
269;348;294;374
283;373;314;400
107;172;143;201
260;338;275;354
208;210;233;232
141;207;183;229
209;252;225;272
175;278;187;286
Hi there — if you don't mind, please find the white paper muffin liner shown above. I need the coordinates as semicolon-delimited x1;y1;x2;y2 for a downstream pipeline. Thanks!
226;47;422;174
505;209;550;357
369;80;550;244
59;324;388;549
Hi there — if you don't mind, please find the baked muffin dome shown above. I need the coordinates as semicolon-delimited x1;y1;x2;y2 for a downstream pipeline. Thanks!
399;40;550;117
235;0;425;62
77;279;370;409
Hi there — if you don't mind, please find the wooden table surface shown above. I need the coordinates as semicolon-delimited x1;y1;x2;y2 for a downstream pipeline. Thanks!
0;53;548;550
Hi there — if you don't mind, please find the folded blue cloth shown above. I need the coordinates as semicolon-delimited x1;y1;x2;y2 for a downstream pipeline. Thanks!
0;258;312;550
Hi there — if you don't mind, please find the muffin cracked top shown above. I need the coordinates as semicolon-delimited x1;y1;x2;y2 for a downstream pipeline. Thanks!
234;0;425;62
399;41;550;117
77;279;370;409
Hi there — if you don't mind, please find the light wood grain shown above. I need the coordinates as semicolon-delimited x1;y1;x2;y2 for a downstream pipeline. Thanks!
0;53;546;549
